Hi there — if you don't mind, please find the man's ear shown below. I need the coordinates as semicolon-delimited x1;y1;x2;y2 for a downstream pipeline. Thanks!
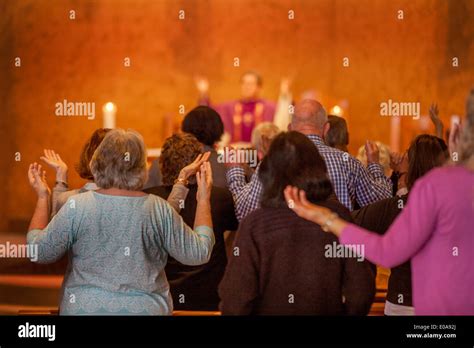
322;122;331;140
261;135;271;154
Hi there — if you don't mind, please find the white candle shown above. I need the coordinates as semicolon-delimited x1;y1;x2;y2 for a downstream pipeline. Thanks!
102;102;117;129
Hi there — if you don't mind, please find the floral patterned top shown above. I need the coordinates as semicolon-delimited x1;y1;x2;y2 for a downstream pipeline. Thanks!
27;191;214;315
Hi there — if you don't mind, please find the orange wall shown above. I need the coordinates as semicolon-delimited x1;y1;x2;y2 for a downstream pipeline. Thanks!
1;0;473;231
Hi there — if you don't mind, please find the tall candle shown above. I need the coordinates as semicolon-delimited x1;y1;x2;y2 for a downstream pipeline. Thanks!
102;102;117;129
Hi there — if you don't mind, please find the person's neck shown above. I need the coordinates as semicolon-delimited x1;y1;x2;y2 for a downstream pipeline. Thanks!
293;127;323;137
96;187;146;197
240;96;259;102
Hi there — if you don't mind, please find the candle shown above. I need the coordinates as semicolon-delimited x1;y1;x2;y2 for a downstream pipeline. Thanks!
102;102;117;129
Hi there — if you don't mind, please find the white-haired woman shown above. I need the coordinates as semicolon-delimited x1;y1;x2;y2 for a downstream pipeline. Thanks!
27;129;214;315
284;90;474;315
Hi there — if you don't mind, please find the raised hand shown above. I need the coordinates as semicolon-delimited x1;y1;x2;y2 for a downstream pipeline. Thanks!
196;161;213;202
365;140;380;164
389;151;407;173
429;103;444;139
40;149;68;182
28;163;51;198
389;152;402;172
179;152;211;180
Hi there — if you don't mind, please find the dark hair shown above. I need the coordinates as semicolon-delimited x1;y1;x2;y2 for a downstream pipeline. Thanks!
160;133;202;186
241;71;263;86
181;106;224;146
76;128;111;180
406;134;448;190
326;115;349;151
259;131;333;208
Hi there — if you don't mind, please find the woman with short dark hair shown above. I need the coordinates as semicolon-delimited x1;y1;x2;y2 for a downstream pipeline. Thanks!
144;106;227;188
181;106;224;147
219;131;375;315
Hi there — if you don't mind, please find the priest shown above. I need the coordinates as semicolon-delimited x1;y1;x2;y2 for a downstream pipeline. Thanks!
195;71;291;145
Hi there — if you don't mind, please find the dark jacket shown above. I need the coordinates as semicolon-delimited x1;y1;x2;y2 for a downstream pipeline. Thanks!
145;184;238;310
351;194;412;307
219;199;376;315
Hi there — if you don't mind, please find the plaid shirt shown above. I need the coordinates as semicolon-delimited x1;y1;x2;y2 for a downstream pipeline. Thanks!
227;134;392;221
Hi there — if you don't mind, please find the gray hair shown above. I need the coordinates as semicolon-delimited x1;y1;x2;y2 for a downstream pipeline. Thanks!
251;122;281;152
90;129;147;190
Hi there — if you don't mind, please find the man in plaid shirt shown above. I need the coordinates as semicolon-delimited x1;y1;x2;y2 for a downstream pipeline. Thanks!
227;99;392;221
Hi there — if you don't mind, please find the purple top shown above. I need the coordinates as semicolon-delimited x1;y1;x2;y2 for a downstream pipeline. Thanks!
199;97;275;142
341;166;474;315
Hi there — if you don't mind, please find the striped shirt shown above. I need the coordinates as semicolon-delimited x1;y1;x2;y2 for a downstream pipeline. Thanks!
227;134;391;221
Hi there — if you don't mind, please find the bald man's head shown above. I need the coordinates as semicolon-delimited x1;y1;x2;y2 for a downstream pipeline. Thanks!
290;99;328;135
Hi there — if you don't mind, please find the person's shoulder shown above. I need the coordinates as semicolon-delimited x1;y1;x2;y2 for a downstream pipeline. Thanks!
241;206;293;227
317;142;354;160
319;197;353;222
65;189;92;203
422;165;473;182
352;194;405;222
143;186;170;199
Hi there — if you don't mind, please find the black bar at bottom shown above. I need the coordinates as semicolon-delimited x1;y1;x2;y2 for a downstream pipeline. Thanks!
0;315;473;346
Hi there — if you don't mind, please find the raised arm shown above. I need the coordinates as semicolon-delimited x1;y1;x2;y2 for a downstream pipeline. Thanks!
27;163;74;263
429;103;444;140
27;163;51;231
284;178;437;269
160;162;215;266
354;141;392;207
226;164;263;221
166;152;210;211
40;149;69;217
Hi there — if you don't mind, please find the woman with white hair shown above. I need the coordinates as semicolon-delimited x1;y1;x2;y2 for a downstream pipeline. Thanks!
26;129;214;315
284;89;474;315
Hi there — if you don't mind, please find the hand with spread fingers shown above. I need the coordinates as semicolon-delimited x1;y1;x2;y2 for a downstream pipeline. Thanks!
196;161;213;202
28;163;51;198
179;152;211;182
365;140;380;164
40;149;68;183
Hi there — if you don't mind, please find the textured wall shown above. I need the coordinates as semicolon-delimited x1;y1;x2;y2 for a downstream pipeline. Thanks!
1;0;473;232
